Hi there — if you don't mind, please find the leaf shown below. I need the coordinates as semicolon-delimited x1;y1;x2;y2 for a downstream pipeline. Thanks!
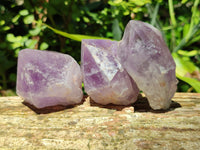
172;53;200;92
150;3;160;26
133;7;142;13
178;50;199;57
172;53;199;76
187;34;200;45
112;19;122;41
174;22;200;52
6;34;15;42
25;39;38;49
11;42;21;49
6;34;22;42
44;23;111;42
181;0;189;4
12;14;20;23
19;9;29;16
83;17;90;23
23;15;34;24
176;74;200;93
129;0;151;6
0;20;5;26
183;23;190;37
2;26;10;31
40;42;49;50
29;27;41;36
109;0;123;5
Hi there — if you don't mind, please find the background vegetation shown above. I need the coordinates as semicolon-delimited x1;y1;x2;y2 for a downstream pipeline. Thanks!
0;0;199;96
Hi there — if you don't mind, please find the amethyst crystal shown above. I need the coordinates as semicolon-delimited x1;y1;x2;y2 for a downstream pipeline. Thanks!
117;20;177;110
17;49;83;108
81;39;139;105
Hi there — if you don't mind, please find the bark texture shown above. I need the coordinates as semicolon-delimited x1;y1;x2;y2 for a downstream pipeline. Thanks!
0;93;200;149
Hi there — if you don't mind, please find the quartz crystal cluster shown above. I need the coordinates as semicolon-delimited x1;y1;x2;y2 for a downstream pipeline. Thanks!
17;49;83;108
17;20;177;110
81;21;177;110
117;20;177;109
81;39;139;105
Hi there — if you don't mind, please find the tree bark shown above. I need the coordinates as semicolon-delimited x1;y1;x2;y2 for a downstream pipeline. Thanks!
0;93;200;149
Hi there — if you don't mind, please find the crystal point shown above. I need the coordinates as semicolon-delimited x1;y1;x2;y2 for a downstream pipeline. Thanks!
81;39;139;105
117;20;177;110
17;49;83;108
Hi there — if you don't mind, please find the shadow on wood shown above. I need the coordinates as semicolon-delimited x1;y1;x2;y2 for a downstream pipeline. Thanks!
133;94;182;113
89;98;133;111
90;94;181;113
22;94;181;114
22;96;86;114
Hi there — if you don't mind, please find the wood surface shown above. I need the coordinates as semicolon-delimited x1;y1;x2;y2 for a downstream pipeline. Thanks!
0;93;200;149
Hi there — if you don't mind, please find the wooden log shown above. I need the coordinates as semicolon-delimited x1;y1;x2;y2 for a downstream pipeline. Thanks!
0;93;200;149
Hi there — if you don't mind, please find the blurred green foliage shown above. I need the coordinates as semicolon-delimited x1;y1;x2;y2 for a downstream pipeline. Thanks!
0;0;199;95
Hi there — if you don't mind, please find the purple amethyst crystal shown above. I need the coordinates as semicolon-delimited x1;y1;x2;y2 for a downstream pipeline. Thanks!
81;39;139;105
117;20;177;110
17;49;83;108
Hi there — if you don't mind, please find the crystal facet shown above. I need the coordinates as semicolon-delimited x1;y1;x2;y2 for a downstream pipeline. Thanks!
81;39;139;105
17;49;83;108
117;20;177;110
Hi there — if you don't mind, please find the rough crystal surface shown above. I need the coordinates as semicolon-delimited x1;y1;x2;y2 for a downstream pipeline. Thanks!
81;39;139;105
117;20;177;110
17;49;83;108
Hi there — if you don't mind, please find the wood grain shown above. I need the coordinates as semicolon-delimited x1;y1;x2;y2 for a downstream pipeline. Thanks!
0;93;200;149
